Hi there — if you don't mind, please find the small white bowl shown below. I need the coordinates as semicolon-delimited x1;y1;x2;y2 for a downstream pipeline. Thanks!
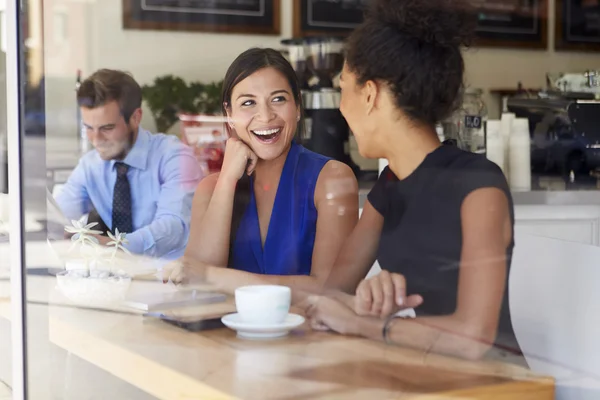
56;269;131;306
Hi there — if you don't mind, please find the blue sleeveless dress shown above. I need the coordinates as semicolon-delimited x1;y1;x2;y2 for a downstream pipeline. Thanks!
230;142;330;275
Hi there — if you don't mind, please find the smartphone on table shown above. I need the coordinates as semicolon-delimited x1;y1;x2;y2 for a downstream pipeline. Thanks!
142;297;235;332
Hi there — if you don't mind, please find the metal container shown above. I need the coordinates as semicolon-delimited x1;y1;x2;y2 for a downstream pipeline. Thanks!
303;88;340;110
443;88;487;154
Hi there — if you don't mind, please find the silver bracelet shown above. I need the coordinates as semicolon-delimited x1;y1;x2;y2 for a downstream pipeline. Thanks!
382;314;399;345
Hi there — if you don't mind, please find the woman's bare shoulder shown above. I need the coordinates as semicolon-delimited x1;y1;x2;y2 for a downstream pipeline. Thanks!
314;160;358;204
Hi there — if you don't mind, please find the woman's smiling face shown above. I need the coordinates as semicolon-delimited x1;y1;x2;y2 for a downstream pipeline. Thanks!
227;67;300;161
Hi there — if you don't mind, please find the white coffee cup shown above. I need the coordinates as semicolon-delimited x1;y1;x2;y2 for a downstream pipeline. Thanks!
235;285;291;325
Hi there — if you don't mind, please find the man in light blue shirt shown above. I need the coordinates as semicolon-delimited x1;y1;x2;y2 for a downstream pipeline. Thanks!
56;69;202;260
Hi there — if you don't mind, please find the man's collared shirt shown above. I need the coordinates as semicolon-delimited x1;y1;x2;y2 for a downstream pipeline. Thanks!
56;128;202;260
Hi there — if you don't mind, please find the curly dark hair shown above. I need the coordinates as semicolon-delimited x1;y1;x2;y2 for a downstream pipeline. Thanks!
345;0;477;126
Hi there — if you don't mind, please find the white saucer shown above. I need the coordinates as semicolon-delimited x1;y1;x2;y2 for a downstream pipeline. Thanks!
221;313;305;340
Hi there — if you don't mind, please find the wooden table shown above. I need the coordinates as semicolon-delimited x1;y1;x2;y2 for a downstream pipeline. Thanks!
0;281;553;399
0;241;554;399
46;307;554;399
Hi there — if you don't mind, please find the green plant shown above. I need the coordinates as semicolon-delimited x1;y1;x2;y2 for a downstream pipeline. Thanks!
197;80;224;115
141;75;223;133
141;75;200;133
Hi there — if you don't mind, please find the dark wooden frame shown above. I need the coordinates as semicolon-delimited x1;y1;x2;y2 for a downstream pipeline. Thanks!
123;0;281;35
473;0;548;49
293;0;547;49
293;0;361;37
555;0;600;52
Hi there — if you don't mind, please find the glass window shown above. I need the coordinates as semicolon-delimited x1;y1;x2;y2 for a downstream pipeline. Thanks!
0;1;10;397
4;0;600;399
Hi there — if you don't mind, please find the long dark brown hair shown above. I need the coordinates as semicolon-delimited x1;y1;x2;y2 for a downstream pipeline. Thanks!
221;48;305;266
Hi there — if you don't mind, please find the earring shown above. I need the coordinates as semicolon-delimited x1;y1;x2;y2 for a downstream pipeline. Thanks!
296;115;300;121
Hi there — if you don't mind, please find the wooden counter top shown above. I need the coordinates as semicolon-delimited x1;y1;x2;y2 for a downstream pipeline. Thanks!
1;281;553;399
44;301;553;400
0;240;555;399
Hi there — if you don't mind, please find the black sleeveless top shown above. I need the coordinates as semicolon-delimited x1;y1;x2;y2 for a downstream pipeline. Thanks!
368;144;521;357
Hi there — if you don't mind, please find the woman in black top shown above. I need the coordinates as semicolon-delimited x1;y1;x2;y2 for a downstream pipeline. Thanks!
305;0;521;362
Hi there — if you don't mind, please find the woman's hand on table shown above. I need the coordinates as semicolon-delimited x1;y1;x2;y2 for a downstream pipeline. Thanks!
355;271;423;318
304;294;362;336
161;257;207;285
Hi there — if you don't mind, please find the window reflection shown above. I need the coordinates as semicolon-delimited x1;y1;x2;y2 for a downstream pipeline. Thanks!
2;0;599;399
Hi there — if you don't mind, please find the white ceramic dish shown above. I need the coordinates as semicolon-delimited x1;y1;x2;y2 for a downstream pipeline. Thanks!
46;240;160;278
56;269;131;306
221;313;305;340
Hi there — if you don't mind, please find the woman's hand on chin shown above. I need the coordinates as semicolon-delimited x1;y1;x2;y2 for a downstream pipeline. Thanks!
355;270;423;318
220;137;259;182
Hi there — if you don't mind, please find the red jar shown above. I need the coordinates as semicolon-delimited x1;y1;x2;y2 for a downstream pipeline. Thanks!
179;114;227;175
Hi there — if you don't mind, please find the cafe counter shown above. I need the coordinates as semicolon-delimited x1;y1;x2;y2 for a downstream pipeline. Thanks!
359;183;600;247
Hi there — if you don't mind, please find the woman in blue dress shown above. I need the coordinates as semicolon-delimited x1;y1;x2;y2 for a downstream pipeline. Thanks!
174;48;358;295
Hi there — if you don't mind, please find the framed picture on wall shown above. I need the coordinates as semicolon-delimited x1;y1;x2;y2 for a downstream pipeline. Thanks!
293;0;547;49
470;0;548;49
555;0;600;51
293;0;368;37
123;0;281;35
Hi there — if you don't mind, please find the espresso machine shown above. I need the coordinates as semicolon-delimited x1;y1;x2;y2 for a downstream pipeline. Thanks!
281;37;370;178
506;70;600;180
280;38;311;91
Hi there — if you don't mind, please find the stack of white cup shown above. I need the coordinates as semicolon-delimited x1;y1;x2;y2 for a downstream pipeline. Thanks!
485;120;505;173
486;113;531;192
500;112;515;177
509;118;532;192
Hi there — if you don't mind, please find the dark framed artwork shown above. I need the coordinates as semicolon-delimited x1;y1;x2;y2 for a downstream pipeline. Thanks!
293;0;368;37
471;0;548;49
555;0;600;51
293;0;547;48
123;0;281;35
